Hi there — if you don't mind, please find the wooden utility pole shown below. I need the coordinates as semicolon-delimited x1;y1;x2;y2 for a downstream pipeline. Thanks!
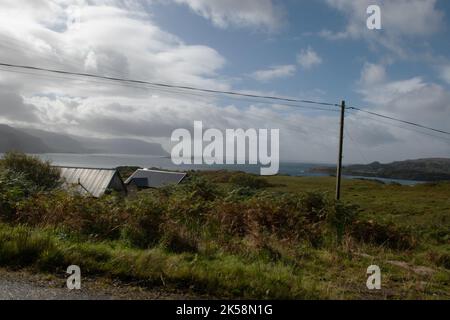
335;100;345;201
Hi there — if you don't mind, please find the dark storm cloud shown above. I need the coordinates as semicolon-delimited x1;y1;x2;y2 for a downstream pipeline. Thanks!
0;87;40;122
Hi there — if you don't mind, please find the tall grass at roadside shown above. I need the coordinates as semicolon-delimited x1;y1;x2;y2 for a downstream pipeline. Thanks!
0;223;324;299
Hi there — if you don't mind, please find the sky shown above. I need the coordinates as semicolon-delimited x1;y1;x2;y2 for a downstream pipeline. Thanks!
0;0;449;164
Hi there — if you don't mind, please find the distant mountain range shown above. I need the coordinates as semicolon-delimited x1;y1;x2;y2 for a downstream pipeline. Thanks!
0;124;169;156
310;158;450;181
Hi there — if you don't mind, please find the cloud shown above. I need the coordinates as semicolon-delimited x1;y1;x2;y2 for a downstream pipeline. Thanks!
346;119;400;148
0;1;228;90
439;65;450;85
359;63;386;86
321;0;445;58
172;0;284;31
323;0;444;38
350;63;450;160
0;0;447;164
297;47;322;69
251;65;296;82
0;1;232;142
0;85;40;122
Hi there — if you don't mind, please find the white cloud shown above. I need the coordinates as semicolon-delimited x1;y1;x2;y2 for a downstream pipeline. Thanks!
324;0;444;38
439;65;450;85
297;47;322;69
350;64;450;161
251;65;296;82
0;0;448;163
360;63;386;86
322;0;445;58
172;0;284;31
0;0;230;141
0;1;228;89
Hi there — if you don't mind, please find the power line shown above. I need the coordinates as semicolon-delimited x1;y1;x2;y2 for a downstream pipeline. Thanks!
0;62;340;108
0;37;339;111
348;106;450;136
0;33;129;78
0;37;446;136
1;37;322;109
346;111;450;143
0;65;338;141
1;60;448;140
0;66;340;112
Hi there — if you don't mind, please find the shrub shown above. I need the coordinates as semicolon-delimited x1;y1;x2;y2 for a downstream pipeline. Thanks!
428;251;450;269
228;173;272;189
209;192;332;248
0;224;56;268
299;192;328;223
190;170;241;183
326;201;360;243
0;169;36;221
159;221;199;253
180;176;221;201
121;195;166;248
1;152;60;190
4;164;415;259
350;220;416;250
193;171;274;190
16;191;128;240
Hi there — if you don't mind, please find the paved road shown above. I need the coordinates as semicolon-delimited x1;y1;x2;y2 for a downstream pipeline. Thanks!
0;268;196;300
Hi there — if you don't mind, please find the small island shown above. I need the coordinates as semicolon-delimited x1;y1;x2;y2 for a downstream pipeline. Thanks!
309;158;450;181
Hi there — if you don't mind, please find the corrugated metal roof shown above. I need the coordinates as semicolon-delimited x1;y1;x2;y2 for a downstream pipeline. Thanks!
58;167;124;197
125;169;186;188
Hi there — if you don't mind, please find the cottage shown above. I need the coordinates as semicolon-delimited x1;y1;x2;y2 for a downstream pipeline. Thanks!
125;169;186;189
57;166;127;198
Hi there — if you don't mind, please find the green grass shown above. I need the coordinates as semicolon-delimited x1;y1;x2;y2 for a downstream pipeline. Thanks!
0;221;447;299
0;158;449;300
0;223;323;299
268;176;450;241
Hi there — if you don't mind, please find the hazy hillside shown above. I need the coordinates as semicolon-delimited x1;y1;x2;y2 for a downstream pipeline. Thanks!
74;136;169;156
22;128;91;154
311;158;450;181
0;124;169;156
0;124;52;153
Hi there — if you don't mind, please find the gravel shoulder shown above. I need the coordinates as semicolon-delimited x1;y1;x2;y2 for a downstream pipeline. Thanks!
0;268;203;300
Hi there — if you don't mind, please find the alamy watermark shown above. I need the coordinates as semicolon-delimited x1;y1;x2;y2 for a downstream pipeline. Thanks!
367;5;382;30
171;121;280;175
366;265;381;290
66;265;81;290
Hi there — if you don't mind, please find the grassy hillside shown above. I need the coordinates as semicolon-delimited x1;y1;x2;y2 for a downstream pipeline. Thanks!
268;175;450;231
311;158;450;181
0;155;449;299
